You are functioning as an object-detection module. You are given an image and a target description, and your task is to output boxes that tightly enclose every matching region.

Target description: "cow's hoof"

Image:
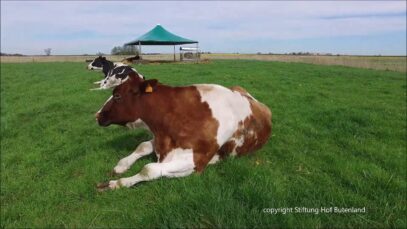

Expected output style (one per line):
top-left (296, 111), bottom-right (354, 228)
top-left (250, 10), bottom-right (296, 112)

top-left (96, 182), bottom-right (111, 192)
top-left (96, 180), bottom-right (121, 192)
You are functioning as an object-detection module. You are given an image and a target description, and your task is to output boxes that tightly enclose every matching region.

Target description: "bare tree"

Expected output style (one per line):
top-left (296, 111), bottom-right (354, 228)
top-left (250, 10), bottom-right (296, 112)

top-left (44, 48), bottom-right (52, 56)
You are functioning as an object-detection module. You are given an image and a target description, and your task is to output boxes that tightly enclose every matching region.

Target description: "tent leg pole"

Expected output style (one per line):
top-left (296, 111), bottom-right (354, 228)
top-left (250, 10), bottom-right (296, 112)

top-left (138, 41), bottom-right (142, 60)
top-left (196, 43), bottom-right (199, 63)
top-left (173, 45), bottom-right (176, 62)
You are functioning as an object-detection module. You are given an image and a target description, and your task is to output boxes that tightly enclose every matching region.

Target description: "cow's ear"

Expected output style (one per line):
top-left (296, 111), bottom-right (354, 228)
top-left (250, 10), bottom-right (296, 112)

top-left (140, 79), bottom-right (158, 93)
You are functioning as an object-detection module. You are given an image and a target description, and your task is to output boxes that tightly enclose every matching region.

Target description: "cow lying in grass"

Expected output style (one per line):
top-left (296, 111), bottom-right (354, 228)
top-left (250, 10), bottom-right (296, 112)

top-left (96, 72), bottom-right (272, 191)
top-left (88, 56), bottom-right (144, 89)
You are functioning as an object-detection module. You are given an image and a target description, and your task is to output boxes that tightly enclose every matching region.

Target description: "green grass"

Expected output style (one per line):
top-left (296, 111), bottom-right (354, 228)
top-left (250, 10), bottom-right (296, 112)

top-left (1, 60), bottom-right (406, 228)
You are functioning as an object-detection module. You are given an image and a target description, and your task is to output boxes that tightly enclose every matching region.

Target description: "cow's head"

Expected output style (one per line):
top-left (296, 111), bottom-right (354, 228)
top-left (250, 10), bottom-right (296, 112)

top-left (96, 72), bottom-right (157, 126)
top-left (88, 56), bottom-right (106, 70)
top-left (99, 66), bottom-right (145, 89)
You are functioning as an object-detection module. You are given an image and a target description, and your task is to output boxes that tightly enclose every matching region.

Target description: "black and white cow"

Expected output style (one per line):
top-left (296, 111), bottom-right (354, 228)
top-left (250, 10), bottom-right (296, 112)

top-left (87, 56), bottom-right (117, 77)
top-left (88, 56), bottom-right (144, 89)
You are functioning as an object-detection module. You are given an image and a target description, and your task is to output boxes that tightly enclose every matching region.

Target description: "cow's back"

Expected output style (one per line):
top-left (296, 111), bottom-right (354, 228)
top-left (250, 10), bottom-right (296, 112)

top-left (195, 84), bottom-right (253, 147)
top-left (195, 84), bottom-right (272, 158)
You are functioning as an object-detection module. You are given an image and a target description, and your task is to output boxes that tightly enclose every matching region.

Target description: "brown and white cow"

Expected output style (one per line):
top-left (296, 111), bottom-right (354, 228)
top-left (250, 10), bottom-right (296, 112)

top-left (96, 72), bottom-right (272, 191)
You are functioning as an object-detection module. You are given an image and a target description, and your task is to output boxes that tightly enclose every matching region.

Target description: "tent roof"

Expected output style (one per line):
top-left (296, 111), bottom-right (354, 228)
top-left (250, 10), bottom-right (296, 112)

top-left (125, 25), bottom-right (198, 46)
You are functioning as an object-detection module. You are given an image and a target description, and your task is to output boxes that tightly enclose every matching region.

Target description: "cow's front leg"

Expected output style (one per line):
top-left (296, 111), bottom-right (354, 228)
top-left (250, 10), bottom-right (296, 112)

top-left (112, 140), bottom-right (154, 175)
top-left (98, 148), bottom-right (195, 191)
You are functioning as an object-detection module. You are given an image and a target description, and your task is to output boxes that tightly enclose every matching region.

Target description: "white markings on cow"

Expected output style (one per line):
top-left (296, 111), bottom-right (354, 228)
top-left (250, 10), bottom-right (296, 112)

top-left (196, 84), bottom-right (252, 146)
top-left (118, 68), bottom-right (126, 75)
top-left (108, 148), bottom-right (195, 189)
top-left (208, 154), bottom-right (220, 164)
top-left (99, 67), bottom-right (144, 89)
top-left (245, 92), bottom-right (258, 102)
top-left (125, 119), bottom-right (150, 130)
top-left (113, 62), bottom-right (125, 67)
top-left (113, 140), bottom-right (154, 174)
top-left (229, 135), bottom-right (245, 156)
top-left (100, 76), bottom-right (130, 89)
top-left (88, 61), bottom-right (102, 70)
top-left (161, 148), bottom-right (194, 164)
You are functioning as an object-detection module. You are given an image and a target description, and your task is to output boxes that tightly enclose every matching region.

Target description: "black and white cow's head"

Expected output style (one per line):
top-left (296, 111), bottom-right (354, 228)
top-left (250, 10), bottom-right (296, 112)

top-left (88, 56), bottom-right (109, 70)
top-left (99, 66), bottom-right (145, 89)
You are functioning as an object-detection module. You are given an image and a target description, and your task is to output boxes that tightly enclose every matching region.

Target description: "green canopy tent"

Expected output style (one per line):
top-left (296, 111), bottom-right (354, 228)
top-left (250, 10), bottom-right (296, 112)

top-left (125, 24), bottom-right (198, 61)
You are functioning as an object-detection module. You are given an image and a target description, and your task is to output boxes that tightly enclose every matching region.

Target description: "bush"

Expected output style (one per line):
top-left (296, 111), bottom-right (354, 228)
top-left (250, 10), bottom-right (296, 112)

top-left (111, 45), bottom-right (139, 55)
top-left (44, 48), bottom-right (52, 56)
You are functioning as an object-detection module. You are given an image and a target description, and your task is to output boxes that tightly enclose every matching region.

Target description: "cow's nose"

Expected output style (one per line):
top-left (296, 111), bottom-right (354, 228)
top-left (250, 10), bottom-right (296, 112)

top-left (95, 112), bottom-right (100, 120)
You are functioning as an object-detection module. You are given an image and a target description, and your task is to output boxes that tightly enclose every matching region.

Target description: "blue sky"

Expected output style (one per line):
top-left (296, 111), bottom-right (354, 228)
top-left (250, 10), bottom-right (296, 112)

top-left (1, 1), bottom-right (406, 55)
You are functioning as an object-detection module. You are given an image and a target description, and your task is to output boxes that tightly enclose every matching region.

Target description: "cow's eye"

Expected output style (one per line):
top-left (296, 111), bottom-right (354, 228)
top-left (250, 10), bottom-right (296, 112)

top-left (113, 94), bottom-right (122, 101)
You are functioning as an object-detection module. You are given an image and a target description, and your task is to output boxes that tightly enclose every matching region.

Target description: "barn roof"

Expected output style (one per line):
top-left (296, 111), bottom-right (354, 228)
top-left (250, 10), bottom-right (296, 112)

top-left (125, 25), bottom-right (198, 46)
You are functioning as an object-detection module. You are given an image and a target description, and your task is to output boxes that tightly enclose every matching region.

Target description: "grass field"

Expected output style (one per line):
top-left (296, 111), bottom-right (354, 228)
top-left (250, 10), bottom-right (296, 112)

top-left (1, 60), bottom-right (406, 228)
